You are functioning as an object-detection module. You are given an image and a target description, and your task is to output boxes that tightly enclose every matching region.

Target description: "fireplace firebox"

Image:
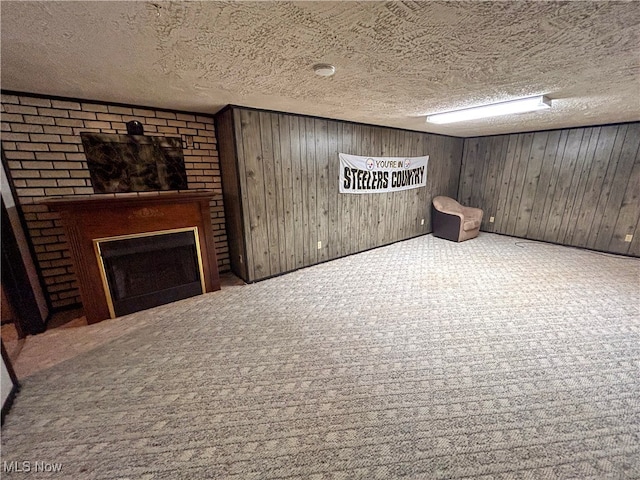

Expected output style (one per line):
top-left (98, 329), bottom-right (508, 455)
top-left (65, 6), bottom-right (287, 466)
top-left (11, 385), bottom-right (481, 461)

top-left (95, 228), bottom-right (205, 317)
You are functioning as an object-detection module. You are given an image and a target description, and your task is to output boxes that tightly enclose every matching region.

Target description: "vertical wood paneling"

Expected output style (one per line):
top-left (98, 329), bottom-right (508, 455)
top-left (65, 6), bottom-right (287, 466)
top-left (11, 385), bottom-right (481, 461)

top-left (289, 116), bottom-right (305, 269)
top-left (460, 122), bottom-right (640, 257)
top-left (514, 131), bottom-right (548, 237)
top-left (342, 123), bottom-right (359, 256)
top-left (448, 138), bottom-right (464, 197)
top-left (505, 133), bottom-right (534, 236)
top-left (233, 109), bottom-right (254, 277)
top-left (239, 109), bottom-right (270, 278)
top-left (482, 136), bottom-right (507, 232)
top-left (359, 126), bottom-right (374, 251)
top-left (336, 122), bottom-right (349, 257)
top-left (409, 132), bottom-right (423, 238)
top-left (544, 129), bottom-right (583, 243)
top-left (215, 109), bottom-right (248, 280)
top-left (558, 127), bottom-right (599, 244)
top-left (304, 117), bottom-right (318, 265)
top-left (570, 125), bottom-right (619, 247)
top-left (219, 107), bottom-right (464, 281)
top-left (610, 136), bottom-right (640, 255)
top-left (415, 132), bottom-right (429, 236)
top-left (470, 137), bottom-right (489, 211)
top-left (587, 124), bottom-right (628, 248)
top-left (258, 112), bottom-right (280, 276)
top-left (598, 123), bottom-right (640, 252)
top-left (410, 132), bottom-right (422, 235)
top-left (327, 121), bottom-right (340, 259)
top-left (349, 124), bottom-right (362, 254)
top-left (458, 138), bottom-right (478, 207)
top-left (494, 135), bottom-right (520, 233)
top-left (270, 114), bottom-right (287, 274)
top-left (527, 130), bottom-right (562, 239)
top-left (477, 137), bottom-right (493, 215)
top-left (315, 119), bottom-right (329, 262)
top-left (299, 118), bottom-right (310, 266)
top-left (277, 115), bottom-right (295, 272)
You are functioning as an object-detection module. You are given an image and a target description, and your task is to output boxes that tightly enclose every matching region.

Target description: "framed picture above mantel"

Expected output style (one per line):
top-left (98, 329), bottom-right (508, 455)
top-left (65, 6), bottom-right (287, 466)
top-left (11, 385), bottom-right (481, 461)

top-left (80, 133), bottom-right (188, 193)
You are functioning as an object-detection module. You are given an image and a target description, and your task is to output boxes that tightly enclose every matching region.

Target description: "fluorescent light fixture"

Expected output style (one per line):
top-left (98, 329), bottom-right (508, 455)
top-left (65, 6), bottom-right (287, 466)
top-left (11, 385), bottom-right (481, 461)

top-left (426, 95), bottom-right (552, 124)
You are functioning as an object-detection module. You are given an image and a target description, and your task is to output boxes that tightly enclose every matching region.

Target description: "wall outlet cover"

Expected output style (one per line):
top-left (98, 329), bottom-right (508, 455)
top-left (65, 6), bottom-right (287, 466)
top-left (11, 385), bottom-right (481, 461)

top-left (317, 241), bottom-right (322, 249)
top-left (489, 216), bottom-right (495, 223)
top-left (624, 234), bottom-right (633, 242)
top-left (421, 218), bottom-right (424, 225)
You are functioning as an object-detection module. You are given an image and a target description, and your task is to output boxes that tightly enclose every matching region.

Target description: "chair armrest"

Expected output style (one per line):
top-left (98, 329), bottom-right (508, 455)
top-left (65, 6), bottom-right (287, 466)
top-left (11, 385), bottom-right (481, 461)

top-left (461, 206), bottom-right (483, 222)
top-left (433, 196), bottom-right (464, 218)
top-left (439, 209), bottom-right (464, 221)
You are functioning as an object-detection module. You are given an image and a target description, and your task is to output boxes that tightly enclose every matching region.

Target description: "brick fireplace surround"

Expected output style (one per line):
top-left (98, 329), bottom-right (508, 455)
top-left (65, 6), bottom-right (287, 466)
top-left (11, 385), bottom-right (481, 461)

top-left (1, 92), bottom-right (229, 311)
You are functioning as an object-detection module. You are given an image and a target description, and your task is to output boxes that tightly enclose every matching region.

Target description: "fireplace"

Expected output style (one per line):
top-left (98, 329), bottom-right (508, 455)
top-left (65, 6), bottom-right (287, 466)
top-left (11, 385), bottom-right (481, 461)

top-left (44, 191), bottom-right (221, 323)
top-left (95, 228), bottom-right (205, 317)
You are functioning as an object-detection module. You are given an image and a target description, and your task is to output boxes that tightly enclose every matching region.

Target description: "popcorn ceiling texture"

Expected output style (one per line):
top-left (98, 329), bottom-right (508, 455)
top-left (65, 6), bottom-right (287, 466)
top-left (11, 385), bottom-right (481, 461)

top-left (0, 93), bottom-right (229, 310)
top-left (1, 1), bottom-right (638, 137)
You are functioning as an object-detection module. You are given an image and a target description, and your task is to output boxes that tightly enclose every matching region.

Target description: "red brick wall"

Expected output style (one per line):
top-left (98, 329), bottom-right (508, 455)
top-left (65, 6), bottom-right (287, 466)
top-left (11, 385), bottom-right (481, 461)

top-left (1, 93), bottom-right (229, 309)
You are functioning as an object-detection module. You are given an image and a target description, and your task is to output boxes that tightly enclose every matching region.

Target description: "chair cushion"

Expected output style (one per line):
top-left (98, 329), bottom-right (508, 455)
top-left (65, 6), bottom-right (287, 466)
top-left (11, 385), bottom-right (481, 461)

top-left (463, 218), bottom-right (481, 231)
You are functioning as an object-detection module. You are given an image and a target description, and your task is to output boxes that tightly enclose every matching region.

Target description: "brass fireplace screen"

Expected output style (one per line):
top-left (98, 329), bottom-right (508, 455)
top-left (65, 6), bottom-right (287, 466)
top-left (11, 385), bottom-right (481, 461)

top-left (93, 227), bottom-right (206, 318)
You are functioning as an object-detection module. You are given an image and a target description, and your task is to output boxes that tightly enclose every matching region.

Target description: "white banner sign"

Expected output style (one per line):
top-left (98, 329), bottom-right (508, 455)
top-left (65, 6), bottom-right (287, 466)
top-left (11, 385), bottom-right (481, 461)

top-left (339, 153), bottom-right (428, 194)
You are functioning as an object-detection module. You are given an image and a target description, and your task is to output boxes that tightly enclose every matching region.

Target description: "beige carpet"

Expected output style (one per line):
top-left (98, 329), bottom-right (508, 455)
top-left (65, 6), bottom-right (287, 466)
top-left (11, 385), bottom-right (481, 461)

top-left (2, 233), bottom-right (639, 479)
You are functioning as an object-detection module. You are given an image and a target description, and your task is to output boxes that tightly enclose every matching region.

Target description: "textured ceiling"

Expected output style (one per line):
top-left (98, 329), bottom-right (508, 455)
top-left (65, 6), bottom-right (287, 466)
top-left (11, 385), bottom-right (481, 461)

top-left (1, 1), bottom-right (639, 137)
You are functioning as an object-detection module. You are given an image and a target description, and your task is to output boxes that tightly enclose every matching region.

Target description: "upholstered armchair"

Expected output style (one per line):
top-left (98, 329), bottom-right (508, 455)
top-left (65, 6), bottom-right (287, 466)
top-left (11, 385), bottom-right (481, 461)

top-left (432, 196), bottom-right (483, 242)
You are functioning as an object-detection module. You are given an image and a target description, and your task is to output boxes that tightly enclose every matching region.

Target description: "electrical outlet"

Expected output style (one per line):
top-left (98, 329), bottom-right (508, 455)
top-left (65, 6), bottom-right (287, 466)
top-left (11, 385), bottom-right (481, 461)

top-left (624, 234), bottom-right (633, 243)
top-left (317, 241), bottom-right (322, 250)
top-left (421, 218), bottom-right (424, 225)
top-left (489, 216), bottom-right (495, 223)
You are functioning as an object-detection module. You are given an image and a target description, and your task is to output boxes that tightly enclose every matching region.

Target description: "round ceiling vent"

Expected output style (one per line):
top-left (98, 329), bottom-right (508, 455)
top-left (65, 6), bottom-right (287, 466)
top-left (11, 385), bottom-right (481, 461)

top-left (313, 63), bottom-right (336, 77)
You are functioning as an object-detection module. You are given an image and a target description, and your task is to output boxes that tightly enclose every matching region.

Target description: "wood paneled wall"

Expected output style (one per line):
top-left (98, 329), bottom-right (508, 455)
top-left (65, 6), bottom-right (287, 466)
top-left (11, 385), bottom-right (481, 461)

top-left (217, 107), bottom-right (463, 281)
top-left (459, 122), bottom-right (640, 256)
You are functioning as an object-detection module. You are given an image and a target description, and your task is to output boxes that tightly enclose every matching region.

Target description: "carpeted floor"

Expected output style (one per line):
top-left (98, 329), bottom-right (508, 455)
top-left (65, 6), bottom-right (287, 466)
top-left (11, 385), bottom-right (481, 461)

top-left (2, 233), bottom-right (639, 479)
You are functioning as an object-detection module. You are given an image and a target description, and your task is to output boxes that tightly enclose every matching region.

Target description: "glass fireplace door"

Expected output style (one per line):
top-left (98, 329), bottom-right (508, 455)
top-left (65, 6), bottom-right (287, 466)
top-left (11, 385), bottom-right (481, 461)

top-left (94, 227), bottom-right (205, 318)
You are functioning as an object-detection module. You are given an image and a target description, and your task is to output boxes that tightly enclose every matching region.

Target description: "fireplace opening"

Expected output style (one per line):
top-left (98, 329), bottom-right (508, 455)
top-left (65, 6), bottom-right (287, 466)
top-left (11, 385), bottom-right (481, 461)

top-left (95, 228), bottom-right (205, 318)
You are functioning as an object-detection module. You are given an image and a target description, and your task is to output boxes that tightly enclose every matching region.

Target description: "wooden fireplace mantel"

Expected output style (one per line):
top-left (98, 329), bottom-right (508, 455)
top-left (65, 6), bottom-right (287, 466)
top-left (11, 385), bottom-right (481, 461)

top-left (44, 191), bottom-right (221, 324)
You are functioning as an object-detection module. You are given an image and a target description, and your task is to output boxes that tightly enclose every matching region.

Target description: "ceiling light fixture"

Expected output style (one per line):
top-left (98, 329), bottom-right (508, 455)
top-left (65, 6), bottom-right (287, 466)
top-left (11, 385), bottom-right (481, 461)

top-left (426, 95), bottom-right (552, 124)
top-left (313, 63), bottom-right (336, 77)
